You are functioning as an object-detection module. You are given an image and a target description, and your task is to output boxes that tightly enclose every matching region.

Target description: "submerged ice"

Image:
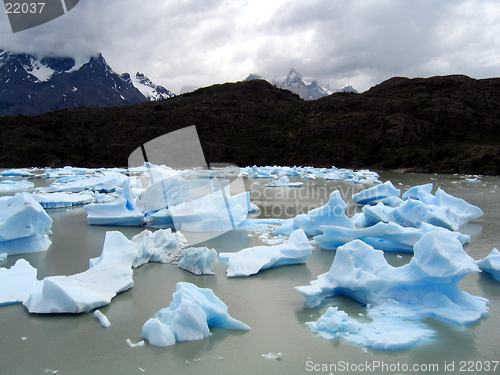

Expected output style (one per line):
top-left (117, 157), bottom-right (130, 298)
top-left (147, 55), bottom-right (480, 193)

top-left (142, 282), bottom-right (250, 347)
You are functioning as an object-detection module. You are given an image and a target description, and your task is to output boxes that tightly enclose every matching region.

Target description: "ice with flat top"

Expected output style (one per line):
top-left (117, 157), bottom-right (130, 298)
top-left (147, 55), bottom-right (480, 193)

top-left (477, 248), bottom-right (500, 282)
top-left (219, 229), bottom-right (312, 277)
top-left (297, 231), bottom-right (489, 349)
top-left (0, 180), bottom-right (34, 192)
top-left (178, 247), bottom-right (218, 275)
top-left (0, 193), bottom-right (52, 255)
top-left (142, 282), bottom-right (250, 347)
top-left (46, 171), bottom-right (128, 193)
top-left (32, 192), bottom-right (94, 209)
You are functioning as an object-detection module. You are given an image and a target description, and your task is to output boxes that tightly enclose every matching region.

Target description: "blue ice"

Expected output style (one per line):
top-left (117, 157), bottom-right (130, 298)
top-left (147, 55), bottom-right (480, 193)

top-left (477, 248), bottom-right (500, 282)
top-left (0, 180), bottom-right (34, 192)
top-left (32, 192), bottom-right (94, 209)
top-left (352, 181), bottom-right (401, 205)
top-left (0, 193), bottom-right (52, 255)
top-left (296, 232), bottom-right (489, 326)
top-left (141, 282), bottom-right (250, 347)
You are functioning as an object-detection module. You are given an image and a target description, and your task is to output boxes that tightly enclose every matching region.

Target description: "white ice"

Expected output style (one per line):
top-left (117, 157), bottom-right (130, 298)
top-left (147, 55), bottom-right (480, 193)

top-left (0, 193), bottom-right (52, 255)
top-left (220, 229), bottom-right (312, 277)
top-left (130, 228), bottom-right (187, 268)
top-left (296, 232), bottom-right (489, 326)
top-left (0, 180), bottom-right (34, 192)
top-left (178, 247), bottom-right (217, 275)
top-left (32, 192), bottom-right (94, 209)
top-left (141, 282), bottom-right (250, 347)
top-left (315, 221), bottom-right (470, 252)
top-left (94, 310), bottom-right (111, 328)
top-left (46, 171), bottom-right (128, 193)
top-left (477, 248), bottom-right (500, 282)
top-left (24, 231), bottom-right (138, 313)
top-left (266, 176), bottom-right (303, 187)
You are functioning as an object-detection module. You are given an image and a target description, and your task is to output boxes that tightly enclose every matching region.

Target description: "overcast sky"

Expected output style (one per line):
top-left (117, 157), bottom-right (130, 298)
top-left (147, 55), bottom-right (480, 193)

top-left (1, 0), bottom-right (499, 93)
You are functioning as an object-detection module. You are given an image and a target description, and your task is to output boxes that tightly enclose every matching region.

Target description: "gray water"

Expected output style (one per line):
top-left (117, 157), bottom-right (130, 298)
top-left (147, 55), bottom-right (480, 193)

top-left (1, 172), bottom-right (499, 375)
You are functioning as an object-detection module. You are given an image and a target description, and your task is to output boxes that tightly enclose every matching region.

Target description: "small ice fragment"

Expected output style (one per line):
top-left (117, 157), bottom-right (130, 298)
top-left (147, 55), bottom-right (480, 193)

top-left (0, 253), bottom-right (7, 262)
top-left (363, 348), bottom-right (368, 354)
top-left (21, 336), bottom-right (27, 340)
top-left (139, 368), bottom-right (146, 372)
top-left (126, 339), bottom-right (145, 348)
top-left (94, 310), bottom-right (111, 328)
top-left (397, 255), bottom-right (403, 259)
top-left (262, 352), bottom-right (282, 360)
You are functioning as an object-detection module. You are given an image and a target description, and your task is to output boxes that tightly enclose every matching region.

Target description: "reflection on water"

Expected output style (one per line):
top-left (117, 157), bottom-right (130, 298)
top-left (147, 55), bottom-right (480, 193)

top-left (1, 172), bottom-right (499, 374)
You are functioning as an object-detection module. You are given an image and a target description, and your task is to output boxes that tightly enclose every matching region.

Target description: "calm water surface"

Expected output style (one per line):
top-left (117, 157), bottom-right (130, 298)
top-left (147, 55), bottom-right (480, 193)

top-left (1, 172), bottom-right (499, 375)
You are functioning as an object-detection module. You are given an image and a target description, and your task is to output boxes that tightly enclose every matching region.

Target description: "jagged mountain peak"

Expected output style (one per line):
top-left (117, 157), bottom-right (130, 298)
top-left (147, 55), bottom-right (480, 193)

top-left (0, 50), bottom-right (175, 116)
top-left (284, 68), bottom-right (305, 87)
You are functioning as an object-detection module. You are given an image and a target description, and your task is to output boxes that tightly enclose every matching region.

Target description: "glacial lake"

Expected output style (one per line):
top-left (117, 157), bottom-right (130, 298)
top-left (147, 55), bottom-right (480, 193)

top-left (1, 171), bottom-right (499, 375)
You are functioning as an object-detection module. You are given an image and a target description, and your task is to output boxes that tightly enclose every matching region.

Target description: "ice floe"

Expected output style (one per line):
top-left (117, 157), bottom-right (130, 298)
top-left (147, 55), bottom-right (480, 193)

top-left (178, 247), bottom-right (218, 275)
top-left (142, 282), bottom-right (250, 347)
top-left (477, 248), bottom-right (500, 282)
top-left (0, 193), bottom-right (52, 255)
top-left (0, 180), bottom-right (34, 192)
top-left (219, 229), bottom-right (312, 277)
top-left (130, 228), bottom-right (187, 268)
top-left (32, 192), bottom-right (94, 209)
top-left (94, 310), bottom-right (111, 328)
top-left (296, 231), bottom-right (489, 325)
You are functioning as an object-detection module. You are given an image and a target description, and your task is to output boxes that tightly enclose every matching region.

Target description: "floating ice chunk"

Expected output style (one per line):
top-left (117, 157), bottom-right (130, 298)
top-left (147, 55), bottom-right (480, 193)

top-left (220, 229), bottom-right (312, 277)
top-left (178, 247), bottom-right (217, 275)
top-left (315, 221), bottom-right (470, 252)
top-left (273, 219), bottom-right (300, 237)
top-left (24, 231), bottom-right (138, 313)
top-left (0, 180), bottom-right (34, 192)
top-left (32, 192), bottom-right (94, 209)
top-left (352, 181), bottom-right (401, 205)
top-left (46, 172), bottom-right (128, 193)
top-left (477, 248), bottom-right (500, 282)
top-left (94, 310), bottom-right (111, 328)
top-left (262, 352), bottom-right (282, 359)
top-left (0, 193), bottom-right (52, 255)
top-left (434, 188), bottom-right (483, 226)
top-left (126, 339), bottom-right (145, 348)
top-left (130, 229), bottom-right (187, 268)
top-left (85, 181), bottom-right (145, 226)
top-left (296, 232), bottom-right (488, 326)
top-left (247, 166), bottom-right (277, 179)
top-left (142, 282), bottom-right (250, 347)
top-left (0, 259), bottom-right (39, 305)
top-left (402, 183), bottom-right (433, 200)
top-left (266, 176), bottom-right (303, 187)
top-left (292, 191), bottom-right (355, 236)
top-left (0, 253), bottom-right (7, 262)
top-left (306, 307), bottom-right (360, 340)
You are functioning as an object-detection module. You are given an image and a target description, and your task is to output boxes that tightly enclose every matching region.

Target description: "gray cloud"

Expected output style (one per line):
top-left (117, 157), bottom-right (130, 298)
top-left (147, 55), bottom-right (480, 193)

top-left (1, 0), bottom-right (499, 93)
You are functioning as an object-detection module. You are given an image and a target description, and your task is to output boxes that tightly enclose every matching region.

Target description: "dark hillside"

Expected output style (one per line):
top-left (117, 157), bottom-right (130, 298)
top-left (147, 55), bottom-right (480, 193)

top-left (0, 76), bottom-right (499, 174)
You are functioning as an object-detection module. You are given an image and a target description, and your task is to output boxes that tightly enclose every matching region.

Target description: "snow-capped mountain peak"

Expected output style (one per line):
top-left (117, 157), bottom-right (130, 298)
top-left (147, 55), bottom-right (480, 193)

top-left (131, 72), bottom-right (175, 101)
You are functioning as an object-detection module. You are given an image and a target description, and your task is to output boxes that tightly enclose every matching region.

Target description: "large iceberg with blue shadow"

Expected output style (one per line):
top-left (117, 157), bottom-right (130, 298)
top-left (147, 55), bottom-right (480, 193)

top-left (0, 193), bottom-right (52, 255)
top-left (142, 282), bottom-right (250, 347)
top-left (477, 248), bottom-right (500, 282)
top-left (296, 231), bottom-right (489, 349)
top-left (219, 229), bottom-right (312, 277)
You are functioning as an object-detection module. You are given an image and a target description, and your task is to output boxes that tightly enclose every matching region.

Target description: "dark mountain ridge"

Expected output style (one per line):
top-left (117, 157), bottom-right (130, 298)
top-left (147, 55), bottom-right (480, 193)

top-left (1, 75), bottom-right (499, 175)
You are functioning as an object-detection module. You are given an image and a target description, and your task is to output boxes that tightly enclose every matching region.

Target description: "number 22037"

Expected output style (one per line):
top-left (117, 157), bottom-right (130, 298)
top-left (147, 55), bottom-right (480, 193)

top-left (5, 3), bottom-right (46, 14)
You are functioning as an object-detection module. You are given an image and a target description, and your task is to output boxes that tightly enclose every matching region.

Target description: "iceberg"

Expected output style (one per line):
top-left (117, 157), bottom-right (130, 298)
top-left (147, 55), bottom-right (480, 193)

top-left (130, 228), bottom-right (187, 268)
top-left (0, 193), bottom-right (52, 255)
top-left (46, 171), bottom-right (128, 193)
top-left (266, 176), bottom-right (303, 187)
top-left (0, 168), bottom-right (34, 178)
top-left (141, 282), bottom-right (250, 347)
top-left (315, 221), bottom-right (470, 252)
top-left (296, 232), bottom-right (489, 326)
top-left (477, 248), bottom-right (500, 282)
top-left (94, 310), bottom-right (111, 328)
top-left (0, 259), bottom-right (39, 305)
top-left (24, 231), bottom-right (138, 313)
top-left (352, 181), bottom-right (400, 205)
top-left (0, 180), bottom-right (34, 192)
top-left (292, 191), bottom-right (355, 236)
top-left (220, 229), bottom-right (312, 277)
top-left (401, 183), bottom-right (433, 200)
top-left (85, 181), bottom-right (145, 226)
top-left (32, 192), bottom-right (94, 209)
top-left (178, 247), bottom-right (218, 275)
